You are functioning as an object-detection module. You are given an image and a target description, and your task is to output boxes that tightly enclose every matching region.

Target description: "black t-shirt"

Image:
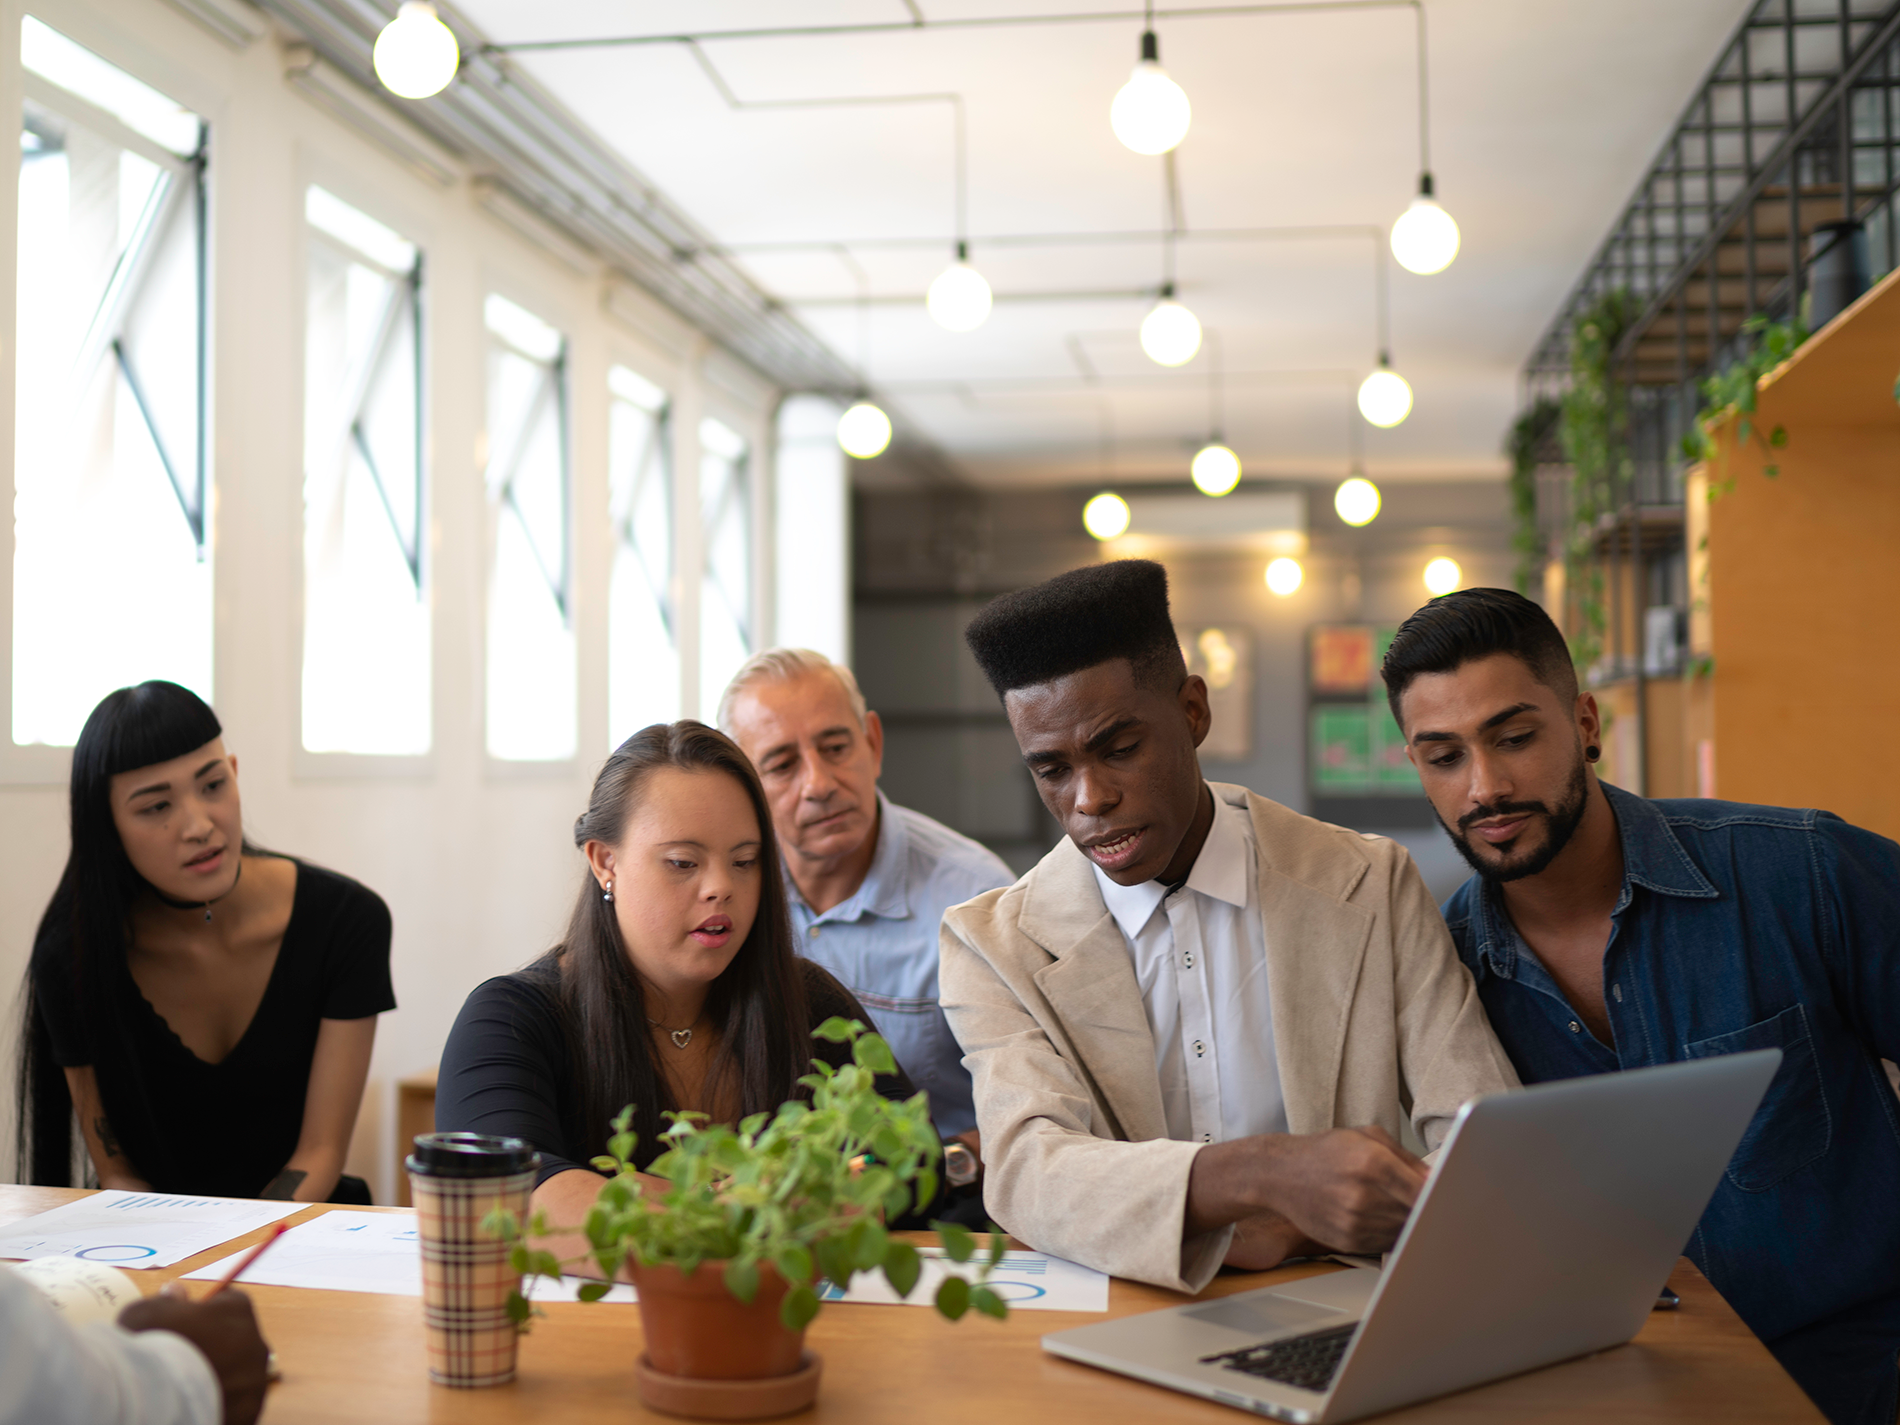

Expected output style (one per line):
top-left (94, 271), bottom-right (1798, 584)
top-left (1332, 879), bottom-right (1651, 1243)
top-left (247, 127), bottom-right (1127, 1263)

top-left (437, 957), bottom-right (918, 1188)
top-left (30, 858), bottom-right (395, 1198)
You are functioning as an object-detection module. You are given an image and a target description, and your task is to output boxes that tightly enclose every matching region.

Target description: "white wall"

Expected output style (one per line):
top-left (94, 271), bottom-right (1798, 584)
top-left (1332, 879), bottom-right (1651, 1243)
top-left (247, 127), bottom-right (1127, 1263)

top-left (0, 0), bottom-right (841, 1202)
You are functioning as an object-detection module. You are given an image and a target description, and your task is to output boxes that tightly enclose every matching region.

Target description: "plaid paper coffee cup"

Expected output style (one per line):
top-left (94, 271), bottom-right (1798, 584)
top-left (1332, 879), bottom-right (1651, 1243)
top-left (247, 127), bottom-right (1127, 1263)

top-left (406, 1132), bottom-right (541, 1389)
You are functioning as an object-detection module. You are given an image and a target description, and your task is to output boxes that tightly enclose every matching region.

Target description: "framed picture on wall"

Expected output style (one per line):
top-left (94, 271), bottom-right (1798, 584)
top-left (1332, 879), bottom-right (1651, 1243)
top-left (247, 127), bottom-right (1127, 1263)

top-left (1180, 625), bottom-right (1252, 760)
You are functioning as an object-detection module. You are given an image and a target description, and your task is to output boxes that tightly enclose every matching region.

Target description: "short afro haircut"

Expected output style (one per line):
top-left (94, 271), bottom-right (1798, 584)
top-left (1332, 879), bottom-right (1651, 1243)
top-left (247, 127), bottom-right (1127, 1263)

top-left (1381, 588), bottom-right (1579, 725)
top-left (964, 559), bottom-right (1187, 698)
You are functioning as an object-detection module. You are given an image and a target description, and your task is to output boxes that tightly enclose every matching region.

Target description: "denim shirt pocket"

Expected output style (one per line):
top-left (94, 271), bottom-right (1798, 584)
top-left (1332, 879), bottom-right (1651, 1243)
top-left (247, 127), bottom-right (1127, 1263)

top-left (1683, 1003), bottom-right (1832, 1193)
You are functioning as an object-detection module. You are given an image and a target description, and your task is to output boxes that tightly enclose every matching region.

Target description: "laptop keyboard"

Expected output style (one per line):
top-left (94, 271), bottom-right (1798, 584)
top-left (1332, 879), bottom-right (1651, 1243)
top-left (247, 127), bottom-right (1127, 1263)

top-left (1202, 1324), bottom-right (1357, 1393)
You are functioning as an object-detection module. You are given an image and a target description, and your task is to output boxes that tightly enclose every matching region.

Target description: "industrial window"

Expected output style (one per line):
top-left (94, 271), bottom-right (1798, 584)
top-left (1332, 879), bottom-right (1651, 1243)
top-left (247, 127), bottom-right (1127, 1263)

top-left (301, 186), bottom-right (429, 756)
top-left (607, 364), bottom-right (674, 749)
top-left (484, 294), bottom-right (574, 762)
top-left (697, 417), bottom-right (752, 719)
top-left (11, 18), bottom-right (209, 747)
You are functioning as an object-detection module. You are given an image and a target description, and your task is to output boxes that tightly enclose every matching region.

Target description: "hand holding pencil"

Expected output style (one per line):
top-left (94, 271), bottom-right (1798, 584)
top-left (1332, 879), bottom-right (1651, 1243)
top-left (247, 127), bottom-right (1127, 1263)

top-left (120, 1263), bottom-right (275, 1425)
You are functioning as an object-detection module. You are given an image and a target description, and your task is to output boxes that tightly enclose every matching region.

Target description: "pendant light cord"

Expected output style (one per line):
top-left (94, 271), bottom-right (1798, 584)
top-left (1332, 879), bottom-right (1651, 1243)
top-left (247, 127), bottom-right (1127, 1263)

top-left (1372, 232), bottom-right (1391, 359)
top-left (1206, 329), bottom-right (1225, 442)
top-left (1414, 1), bottom-right (1432, 177)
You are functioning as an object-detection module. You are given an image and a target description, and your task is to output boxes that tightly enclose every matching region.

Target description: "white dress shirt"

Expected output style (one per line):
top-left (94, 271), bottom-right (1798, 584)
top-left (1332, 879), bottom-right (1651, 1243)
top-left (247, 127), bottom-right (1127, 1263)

top-left (1091, 788), bottom-right (1287, 1146)
top-left (0, 1265), bottom-right (218, 1425)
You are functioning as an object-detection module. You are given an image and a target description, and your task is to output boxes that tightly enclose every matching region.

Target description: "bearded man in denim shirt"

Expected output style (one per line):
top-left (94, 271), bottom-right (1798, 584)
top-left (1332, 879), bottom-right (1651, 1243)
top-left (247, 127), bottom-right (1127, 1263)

top-left (1381, 587), bottom-right (1900, 1425)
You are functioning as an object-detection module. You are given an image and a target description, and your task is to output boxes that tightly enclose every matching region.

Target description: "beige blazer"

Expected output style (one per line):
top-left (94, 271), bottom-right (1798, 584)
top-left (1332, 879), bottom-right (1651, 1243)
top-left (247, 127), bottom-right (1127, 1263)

top-left (939, 783), bottom-right (1518, 1294)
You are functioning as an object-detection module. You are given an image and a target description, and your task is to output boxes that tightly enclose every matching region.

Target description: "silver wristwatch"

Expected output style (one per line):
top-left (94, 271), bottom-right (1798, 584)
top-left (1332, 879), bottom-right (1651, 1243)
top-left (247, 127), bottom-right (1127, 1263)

top-left (943, 1141), bottom-right (980, 1187)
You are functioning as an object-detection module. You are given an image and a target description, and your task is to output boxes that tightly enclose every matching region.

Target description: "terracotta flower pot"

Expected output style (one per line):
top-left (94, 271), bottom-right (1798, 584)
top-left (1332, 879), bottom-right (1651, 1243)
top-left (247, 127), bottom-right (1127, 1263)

top-left (629, 1260), bottom-right (822, 1420)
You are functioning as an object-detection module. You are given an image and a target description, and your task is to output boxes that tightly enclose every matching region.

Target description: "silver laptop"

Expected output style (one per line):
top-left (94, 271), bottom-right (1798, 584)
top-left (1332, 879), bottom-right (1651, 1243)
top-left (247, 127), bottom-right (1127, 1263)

top-left (1043, 1049), bottom-right (1781, 1422)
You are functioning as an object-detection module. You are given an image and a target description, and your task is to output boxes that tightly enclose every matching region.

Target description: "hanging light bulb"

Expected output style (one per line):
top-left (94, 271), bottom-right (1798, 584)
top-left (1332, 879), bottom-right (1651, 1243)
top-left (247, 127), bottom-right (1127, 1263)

top-left (1140, 285), bottom-right (1202, 367)
top-left (926, 242), bottom-right (993, 333)
top-left (1357, 354), bottom-right (1413, 428)
top-left (372, 2), bottom-right (460, 100)
top-left (836, 402), bottom-right (892, 459)
top-left (1083, 492), bottom-right (1132, 540)
top-left (1334, 475), bottom-right (1382, 527)
top-left (1265, 557), bottom-right (1304, 596)
top-left (1190, 443), bottom-right (1241, 496)
top-left (1390, 173), bottom-right (1461, 276)
top-left (1424, 556), bottom-right (1463, 596)
top-left (1110, 31), bottom-right (1192, 155)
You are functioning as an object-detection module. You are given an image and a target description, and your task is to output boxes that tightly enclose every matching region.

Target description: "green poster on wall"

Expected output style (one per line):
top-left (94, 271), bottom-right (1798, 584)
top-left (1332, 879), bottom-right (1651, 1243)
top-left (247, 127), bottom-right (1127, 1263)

top-left (1312, 706), bottom-right (1371, 790)
top-left (1372, 706), bottom-right (1422, 790)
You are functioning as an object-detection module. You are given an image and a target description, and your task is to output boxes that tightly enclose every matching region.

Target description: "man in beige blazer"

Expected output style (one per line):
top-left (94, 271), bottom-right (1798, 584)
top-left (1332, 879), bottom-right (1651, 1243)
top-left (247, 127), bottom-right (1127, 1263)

top-left (942, 560), bottom-right (1516, 1294)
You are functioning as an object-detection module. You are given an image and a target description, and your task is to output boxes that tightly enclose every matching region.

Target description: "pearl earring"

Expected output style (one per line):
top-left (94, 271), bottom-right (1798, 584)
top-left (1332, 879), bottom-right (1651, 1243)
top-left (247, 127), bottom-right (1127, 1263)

top-left (602, 880), bottom-right (614, 903)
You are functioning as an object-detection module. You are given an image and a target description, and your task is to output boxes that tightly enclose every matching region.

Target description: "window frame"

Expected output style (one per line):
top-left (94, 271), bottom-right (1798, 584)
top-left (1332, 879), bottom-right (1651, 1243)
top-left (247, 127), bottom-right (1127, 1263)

top-left (291, 174), bottom-right (435, 781)
top-left (694, 397), bottom-right (772, 720)
top-left (2, 40), bottom-right (213, 780)
top-left (605, 358), bottom-right (677, 750)
top-left (480, 284), bottom-right (577, 775)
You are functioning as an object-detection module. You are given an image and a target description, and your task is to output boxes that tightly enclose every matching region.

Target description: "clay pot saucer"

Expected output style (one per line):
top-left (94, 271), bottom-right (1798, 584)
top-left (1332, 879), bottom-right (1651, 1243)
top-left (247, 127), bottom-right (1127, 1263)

top-left (635, 1350), bottom-right (823, 1420)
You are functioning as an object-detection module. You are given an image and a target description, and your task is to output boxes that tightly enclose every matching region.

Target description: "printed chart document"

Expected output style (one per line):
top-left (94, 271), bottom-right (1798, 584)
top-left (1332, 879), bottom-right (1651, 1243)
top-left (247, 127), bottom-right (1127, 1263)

top-left (0, 1191), bottom-right (303, 1269)
top-left (184, 1211), bottom-right (419, 1294)
top-left (822, 1248), bottom-right (1109, 1313)
top-left (183, 1211), bottom-right (637, 1303)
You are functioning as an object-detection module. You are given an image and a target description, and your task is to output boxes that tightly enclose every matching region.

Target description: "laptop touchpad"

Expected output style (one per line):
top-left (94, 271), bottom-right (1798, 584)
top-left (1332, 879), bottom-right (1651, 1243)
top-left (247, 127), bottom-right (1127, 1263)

top-left (1184, 1295), bottom-right (1338, 1337)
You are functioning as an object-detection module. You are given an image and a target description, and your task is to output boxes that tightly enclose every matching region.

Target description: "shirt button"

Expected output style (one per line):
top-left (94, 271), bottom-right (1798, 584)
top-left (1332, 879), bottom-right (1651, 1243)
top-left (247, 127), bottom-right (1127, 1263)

top-left (1184, 952), bottom-right (1194, 968)
top-left (808, 926), bottom-right (820, 939)
top-left (1193, 1040), bottom-right (1206, 1057)
top-left (1202, 1133), bottom-right (1212, 1143)
top-left (1568, 1021), bottom-right (1582, 1034)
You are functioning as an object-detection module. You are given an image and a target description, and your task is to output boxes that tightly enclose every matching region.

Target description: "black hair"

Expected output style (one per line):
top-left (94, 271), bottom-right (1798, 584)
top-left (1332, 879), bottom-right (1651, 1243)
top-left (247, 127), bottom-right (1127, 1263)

top-left (1381, 588), bottom-right (1580, 725)
top-left (550, 720), bottom-right (811, 1170)
top-left (963, 559), bottom-right (1187, 697)
top-left (16, 681), bottom-right (237, 1186)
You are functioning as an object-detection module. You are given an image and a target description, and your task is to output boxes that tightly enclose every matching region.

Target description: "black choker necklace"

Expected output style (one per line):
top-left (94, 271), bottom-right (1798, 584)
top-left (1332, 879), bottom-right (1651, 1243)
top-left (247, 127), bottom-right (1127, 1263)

top-left (152, 857), bottom-right (242, 922)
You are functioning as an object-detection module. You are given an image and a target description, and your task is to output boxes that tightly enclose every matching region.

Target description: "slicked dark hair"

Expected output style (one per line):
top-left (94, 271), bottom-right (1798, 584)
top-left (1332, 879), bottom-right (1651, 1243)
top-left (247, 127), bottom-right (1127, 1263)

top-left (964, 559), bottom-right (1187, 697)
top-left (1382, 588), bottom-right (1580, 726)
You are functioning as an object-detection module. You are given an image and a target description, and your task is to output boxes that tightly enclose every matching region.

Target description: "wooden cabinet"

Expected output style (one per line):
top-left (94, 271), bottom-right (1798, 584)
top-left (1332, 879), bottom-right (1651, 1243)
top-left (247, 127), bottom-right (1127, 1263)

top-left (1698, 265), bottom-right (1900, 839)
top-left (392, 1067), bottom-right (437, 1207)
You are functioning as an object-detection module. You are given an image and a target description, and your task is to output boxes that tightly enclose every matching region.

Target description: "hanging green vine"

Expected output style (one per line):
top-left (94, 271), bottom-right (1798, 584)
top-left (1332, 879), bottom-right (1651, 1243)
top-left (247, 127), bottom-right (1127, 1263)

top-left (1557, 290), bottom-right (1641, 675)
top-left (1679, 313), bottom-right (1806, 491)
top-left (1505, 397), bottom-right (1560, 595)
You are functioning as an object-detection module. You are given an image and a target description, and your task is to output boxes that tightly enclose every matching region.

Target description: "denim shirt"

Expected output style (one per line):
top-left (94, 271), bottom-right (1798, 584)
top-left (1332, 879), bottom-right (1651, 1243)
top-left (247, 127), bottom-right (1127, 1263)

top-left (786, 791), bottom-right (1015, 1139)
top-left (1442, 784), bottom-right (1900, 1354)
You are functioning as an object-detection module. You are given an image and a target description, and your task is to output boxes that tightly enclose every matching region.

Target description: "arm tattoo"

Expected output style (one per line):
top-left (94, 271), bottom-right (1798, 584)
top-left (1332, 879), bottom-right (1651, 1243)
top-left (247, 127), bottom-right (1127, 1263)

top-left (93, 1116), bottom-right (122, 1159)
top-left (260, 1169), bottom-right (307, 1201)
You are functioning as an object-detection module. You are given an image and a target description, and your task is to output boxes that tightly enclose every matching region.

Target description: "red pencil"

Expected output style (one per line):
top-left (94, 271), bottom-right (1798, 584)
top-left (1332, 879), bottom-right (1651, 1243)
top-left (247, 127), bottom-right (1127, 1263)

top-left (204, 1221), bottom-right (289, 1297)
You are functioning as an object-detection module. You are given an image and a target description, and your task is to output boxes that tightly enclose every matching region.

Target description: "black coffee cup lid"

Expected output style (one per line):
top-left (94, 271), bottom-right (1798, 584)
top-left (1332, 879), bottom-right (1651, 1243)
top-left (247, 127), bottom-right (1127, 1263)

top-left (406, 1132), bottom-right (538, 1178)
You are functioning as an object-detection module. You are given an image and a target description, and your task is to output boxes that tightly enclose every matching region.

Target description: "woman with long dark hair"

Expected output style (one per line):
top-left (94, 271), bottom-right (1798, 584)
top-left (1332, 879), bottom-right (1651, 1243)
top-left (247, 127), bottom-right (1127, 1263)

top-left (436, 721), bottom-right (917, 1236)
top-left (16, 681), bottom-right (394, 1201)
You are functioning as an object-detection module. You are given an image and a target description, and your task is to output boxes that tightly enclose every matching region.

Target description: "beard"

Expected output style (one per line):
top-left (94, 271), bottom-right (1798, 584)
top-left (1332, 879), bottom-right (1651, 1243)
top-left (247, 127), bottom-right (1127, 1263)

top-left (1440, 756), bottom-right (1591, 884)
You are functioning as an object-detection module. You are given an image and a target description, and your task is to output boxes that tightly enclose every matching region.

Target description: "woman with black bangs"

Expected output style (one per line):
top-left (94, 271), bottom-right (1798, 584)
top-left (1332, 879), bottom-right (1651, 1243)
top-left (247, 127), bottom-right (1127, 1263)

top-left (15, 680), bottom-right (394, 1202)
top-left (437, 720), bottom-right (921, 1252)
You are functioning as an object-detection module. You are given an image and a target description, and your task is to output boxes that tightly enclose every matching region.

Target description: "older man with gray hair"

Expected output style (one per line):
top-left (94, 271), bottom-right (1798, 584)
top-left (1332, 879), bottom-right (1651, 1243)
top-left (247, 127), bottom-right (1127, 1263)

top-left (719, 649), bottom-right (1014, 1203)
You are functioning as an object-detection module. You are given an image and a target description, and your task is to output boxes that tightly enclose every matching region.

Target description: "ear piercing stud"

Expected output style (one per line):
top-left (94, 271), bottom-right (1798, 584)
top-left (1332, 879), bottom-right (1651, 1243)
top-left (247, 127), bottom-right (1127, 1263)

top-left (602, 880), bottom-right (614, 903)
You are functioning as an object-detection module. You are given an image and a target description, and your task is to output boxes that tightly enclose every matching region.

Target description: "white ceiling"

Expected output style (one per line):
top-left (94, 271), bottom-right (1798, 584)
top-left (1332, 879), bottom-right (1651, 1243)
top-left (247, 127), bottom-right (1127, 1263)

top-left (455, 0), bottom-right (1754, 488)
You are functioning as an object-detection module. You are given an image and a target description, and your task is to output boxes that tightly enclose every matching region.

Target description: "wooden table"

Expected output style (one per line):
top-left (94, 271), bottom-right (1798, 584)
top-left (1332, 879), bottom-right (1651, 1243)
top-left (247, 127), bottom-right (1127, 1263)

top-left (0, 1186), bottom-right (1821, 1423)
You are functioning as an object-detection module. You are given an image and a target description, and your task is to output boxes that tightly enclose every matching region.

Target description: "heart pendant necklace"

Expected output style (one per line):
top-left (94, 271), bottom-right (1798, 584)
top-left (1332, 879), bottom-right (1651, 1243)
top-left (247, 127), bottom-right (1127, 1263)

top-left (648, 1017), bottom-right (693, 1050)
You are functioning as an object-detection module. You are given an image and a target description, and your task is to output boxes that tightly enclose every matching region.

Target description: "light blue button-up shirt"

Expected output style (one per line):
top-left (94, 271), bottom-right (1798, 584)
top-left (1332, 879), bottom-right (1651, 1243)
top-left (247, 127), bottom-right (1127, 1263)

top-left (785, 790), bottom-right (1014, 1137)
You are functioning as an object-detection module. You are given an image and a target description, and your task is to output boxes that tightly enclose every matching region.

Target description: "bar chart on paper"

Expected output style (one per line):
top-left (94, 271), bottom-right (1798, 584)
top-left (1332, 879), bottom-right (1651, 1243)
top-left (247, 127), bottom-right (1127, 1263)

top-left (0, 1191), bottom-right (303, 1269)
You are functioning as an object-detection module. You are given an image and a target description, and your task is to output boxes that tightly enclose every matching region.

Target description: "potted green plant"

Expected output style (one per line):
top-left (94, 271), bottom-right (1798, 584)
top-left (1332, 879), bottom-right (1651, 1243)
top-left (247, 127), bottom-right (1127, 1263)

top-left (488, 1019), bottom-right (1009, 1419)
